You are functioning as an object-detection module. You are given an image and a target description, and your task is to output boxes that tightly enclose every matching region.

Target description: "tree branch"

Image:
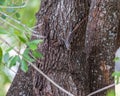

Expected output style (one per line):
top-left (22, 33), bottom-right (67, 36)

top-left (87, 83), bottom-right (115, 96)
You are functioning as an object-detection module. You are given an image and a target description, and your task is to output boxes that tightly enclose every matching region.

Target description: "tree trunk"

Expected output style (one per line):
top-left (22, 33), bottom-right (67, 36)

top-left (85, 0), bottom-right (120, 95)
top-left (7, 0), bottom-right (120, 96)
top-left (33, 0), bottom-right (90, 96)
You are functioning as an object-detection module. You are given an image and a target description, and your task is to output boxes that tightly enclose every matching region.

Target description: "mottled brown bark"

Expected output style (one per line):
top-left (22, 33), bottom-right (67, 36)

top-left (6, 66), bottom-right (33, 96)
top-left (85, 0), bottom-right (120, 95)
top-left (33, 0), bottom-right (90, 96)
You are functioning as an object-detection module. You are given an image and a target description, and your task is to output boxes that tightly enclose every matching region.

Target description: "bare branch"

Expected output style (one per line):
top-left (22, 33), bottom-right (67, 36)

top-left (87, 83), bottom-right (115, 96)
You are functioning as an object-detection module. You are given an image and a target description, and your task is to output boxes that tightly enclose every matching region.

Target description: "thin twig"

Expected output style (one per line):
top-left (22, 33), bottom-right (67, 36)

top-left (87, 83), bottom-right (115, 96)
top-left (0, 37), bottom-right (74, 96)
top-left (0, 16), bottom-right (45, 39)
top-left (31, 23), bottom-right (42, 29)
top-left (0, 11), bottom-right (43, 36)
top-left (2, 63), bottom-right (17, 74)
top-left (0, 0), bottom-right (29, 9)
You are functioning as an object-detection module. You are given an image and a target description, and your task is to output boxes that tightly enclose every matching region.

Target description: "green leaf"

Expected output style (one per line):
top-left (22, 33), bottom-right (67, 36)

top-left (23, 48), bottom-right (34, 62)
top-left (3, 53), bottom-right (9, 63)
top-left (112, 72), bottom-right (120, 84)
top-left (113, 57), bottom-right (120, 62)
top-left (15, 12), bottom-right (20, 18)
top-left (1, 14), bottom-right (6, 19)
top-left (112, 72), bottom-right (120, 77)
top-left (9, 56), bottom-right (18, 68)
top-left (32, 50), bottom-right (43, 58)
top-left (26, 34), bottom-right (30, 40)
top-left (23, 48), bottom-right (29, 55)
top-left (17, 56), bottom-right (21, 63)
top-left (27, 39), bottom-right (43, 51)
top-left (0, 47), bottom-right (3, 63)
top-left (29, 39), bottom-right (43, 45)
top-left (29, 44), bottom-right (37, 51)
top-left (18, 36), bottom-right (27, 43)
top-left (24, 54), bottom-right (34, 62)
top-left (20, 60), bottom-right (28, 72)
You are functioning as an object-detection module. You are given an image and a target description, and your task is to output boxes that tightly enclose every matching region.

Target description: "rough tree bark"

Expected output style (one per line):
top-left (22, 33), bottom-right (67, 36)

top-left (7, 67), bottom-right (33, 96)
top-left (33, 0), bottom-right (90, 96)
top-left (85, 0), bottom-right (120, 95)
top-left (7, 0), bottom-right (120, 96)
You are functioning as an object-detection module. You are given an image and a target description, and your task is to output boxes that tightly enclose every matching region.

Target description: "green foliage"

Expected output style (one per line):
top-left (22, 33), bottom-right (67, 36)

top-left (113, 57), bottom-right (120, 84)
top-left (32, 50), bottom-right (43, 59)
top-left (0, 0), bottom-right (42, 95)
top-left (0, 0), bottom-right (41, 72)
top-left (22, 48), bottom-right (34, 62)
top-left (9, 56), bottom-right (19, 68)
top-left (15, 12), bottom-right (20, 18)
top-left (106, 90), bottom-right (115, 96)
top-left (18, 35), bottom-right (27, 43)
top-left (27, 39), bottom-right (43, 51)
top-left (112, 72), bottom-right (120, 84)
top-left (112, 72), bottom-right (120, 77)
top-left (20, 60), bottom-right (28, 73)
top-left (19, 0), bottom-right (40, 27)
top-left (113, 57), bottom-right (120, 62)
